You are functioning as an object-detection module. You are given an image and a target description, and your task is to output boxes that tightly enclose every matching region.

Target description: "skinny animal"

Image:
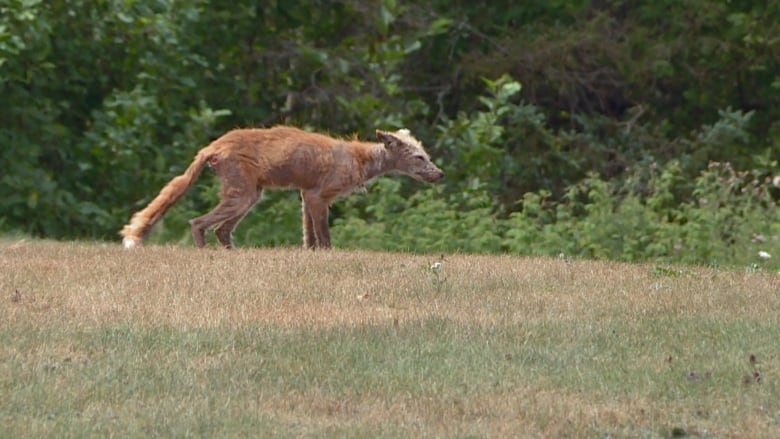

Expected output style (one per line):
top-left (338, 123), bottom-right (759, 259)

top-left (120, 126), bottom-right (444, 249)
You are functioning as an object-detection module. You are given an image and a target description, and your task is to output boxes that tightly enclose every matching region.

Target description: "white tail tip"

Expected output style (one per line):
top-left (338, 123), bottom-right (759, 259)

top-left (123, 237), bottom-right (140, 249)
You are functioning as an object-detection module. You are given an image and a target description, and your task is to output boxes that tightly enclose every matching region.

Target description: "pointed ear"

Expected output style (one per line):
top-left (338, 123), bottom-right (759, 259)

top-left (376, 129), bottom-right (397, 147)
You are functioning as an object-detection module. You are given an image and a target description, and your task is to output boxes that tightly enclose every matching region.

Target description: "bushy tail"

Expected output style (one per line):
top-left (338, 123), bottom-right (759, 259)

top-left (120, 146), bottom-right (213, 249)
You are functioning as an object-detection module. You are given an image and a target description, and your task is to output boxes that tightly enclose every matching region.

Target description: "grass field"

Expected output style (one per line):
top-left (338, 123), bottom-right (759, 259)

top-left (1, 239), bottom-right (779, 437)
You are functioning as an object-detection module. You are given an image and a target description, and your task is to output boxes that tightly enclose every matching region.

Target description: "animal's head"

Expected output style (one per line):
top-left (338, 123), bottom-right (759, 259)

top-left (376, 129), bottom-right (444, 183)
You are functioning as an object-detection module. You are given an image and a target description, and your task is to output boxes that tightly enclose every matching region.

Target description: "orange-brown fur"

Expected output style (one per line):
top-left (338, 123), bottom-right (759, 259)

top-left (120, 126), bottom-right (444, 249)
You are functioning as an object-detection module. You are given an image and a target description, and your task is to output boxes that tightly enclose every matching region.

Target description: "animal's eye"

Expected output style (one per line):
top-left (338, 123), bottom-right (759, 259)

top-left (414, 155), bottom-right (426, 161)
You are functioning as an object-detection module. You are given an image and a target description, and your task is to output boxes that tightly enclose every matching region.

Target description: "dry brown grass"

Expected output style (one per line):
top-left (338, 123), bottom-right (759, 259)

top-left (2, 238), bottom-right (779, 437)
top-left (4, 239), bottom-right (778, 330)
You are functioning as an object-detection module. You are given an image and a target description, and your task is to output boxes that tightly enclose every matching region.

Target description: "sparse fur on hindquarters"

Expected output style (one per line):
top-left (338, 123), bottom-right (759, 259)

top-left (120, 125), bottom-right (444, 249)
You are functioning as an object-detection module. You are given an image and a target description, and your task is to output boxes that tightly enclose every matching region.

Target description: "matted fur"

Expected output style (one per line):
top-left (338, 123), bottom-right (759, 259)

top-left (120, 126), bottom-right (444, 249)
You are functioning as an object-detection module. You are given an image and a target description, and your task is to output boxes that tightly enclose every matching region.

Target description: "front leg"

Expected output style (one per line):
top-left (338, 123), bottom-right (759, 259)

top-left (301, 194), bottom-right (316, 249)
top-left (315, 204), bottom-right (331, 249)
top-left (301, 191), bottom-right (331, 249)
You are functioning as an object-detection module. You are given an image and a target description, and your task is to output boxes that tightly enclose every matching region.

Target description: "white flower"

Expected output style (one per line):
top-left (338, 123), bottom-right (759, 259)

top-left (758, 251), bottom-right (772, 260)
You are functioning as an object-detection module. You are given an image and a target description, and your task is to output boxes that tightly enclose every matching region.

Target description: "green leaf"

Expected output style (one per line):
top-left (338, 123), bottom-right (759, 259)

top-left (117, 12), bottom-right (133, 24)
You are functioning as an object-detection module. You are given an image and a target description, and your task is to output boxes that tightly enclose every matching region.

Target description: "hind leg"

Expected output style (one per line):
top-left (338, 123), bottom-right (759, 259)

top-left (190, 193), bottom-right (256, 248)
top-left (214, 190), bottom-right (261, 248)
top-left (189, 155), bottom-right (258, 248)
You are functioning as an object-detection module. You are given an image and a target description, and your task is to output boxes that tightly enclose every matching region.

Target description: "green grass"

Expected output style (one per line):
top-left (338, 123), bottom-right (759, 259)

top-left (1, 239), bottom-right (779, 437)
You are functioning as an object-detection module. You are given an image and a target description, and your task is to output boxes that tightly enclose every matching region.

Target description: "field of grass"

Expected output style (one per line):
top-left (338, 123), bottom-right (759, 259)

top-left (1, 238), bottom-right (779, 437)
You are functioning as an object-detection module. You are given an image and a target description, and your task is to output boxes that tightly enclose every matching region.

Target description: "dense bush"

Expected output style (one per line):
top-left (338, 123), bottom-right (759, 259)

top-left (2, 0), bottom-right (780, 267)
top-left (327, 80), bottom-right (780, 268)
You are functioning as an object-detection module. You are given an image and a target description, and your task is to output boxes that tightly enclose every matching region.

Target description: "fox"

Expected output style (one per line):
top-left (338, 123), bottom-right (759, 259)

top-left (120, 125), bottom-right (444, 250)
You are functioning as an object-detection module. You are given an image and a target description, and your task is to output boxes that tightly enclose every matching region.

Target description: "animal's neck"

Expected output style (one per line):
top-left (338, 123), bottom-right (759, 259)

top-left (353, 142), bottom-right (391, 182)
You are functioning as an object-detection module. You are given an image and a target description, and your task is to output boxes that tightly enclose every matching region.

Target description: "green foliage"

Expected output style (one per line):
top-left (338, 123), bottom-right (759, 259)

top-left (0, 0), bottom-right (226, 238)
top-left (332, 180), bottom-right (503, 253)
top-left (2, 0), bottom-right (780, 267)
top-left (504, 160), bottom-right (780, 268)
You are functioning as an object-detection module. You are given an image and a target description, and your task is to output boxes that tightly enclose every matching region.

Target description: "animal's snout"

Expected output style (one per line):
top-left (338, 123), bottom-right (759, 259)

top-left (429, 169), bottom-right (445, 183)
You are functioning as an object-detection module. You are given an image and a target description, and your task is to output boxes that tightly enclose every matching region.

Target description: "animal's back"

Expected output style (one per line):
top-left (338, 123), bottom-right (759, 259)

top-left (210, 126), bottom-right (348, 190)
